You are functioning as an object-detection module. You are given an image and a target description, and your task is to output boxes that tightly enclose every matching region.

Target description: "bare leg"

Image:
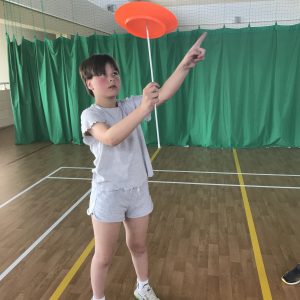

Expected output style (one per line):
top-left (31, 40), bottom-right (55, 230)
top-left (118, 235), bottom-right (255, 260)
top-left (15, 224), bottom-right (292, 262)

top-left (91, 217), bottom-right (121, 298)
top-left (123, 215), bottom-right (150, 281)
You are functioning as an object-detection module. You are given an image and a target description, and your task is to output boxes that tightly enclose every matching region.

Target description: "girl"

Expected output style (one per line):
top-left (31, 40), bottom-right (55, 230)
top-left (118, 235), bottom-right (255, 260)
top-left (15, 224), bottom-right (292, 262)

top-left (80, 32), bottom-right (206, 300)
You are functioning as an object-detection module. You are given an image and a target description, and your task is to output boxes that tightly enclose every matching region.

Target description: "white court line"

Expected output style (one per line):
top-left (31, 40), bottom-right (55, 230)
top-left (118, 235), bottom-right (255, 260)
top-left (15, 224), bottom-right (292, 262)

top-left (48, 176), bottom-right (91, 181)
top-left (149, 180), bottom-right (300, 190)
top-left (0, 167), bottom-right (62, 209)
top-left (0, 189), bottom-right (91, 282)
top-left (59, 166), bottom-right (300, 177)
top-left (61, 167), bottom-right (92, 170)
top-left (154, 169), bottom-right (300, 177)
top-left (46, 176), bottom-right (300, 190)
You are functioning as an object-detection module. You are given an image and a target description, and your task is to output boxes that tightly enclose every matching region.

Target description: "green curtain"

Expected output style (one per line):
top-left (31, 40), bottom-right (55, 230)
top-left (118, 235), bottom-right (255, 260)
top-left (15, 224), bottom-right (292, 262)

top-left (7, 24), bottom-right (300, 147)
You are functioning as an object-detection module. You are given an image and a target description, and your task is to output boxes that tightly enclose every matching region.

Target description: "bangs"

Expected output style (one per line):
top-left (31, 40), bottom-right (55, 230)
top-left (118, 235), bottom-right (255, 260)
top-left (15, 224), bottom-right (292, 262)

top-left (90, 55), bottom-right (119, 77)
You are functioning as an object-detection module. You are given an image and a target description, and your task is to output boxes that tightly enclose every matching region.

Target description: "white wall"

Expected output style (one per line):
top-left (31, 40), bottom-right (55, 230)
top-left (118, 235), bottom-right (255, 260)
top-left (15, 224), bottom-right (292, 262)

top-left (6, 0), bottom-right (116, 35)
top-left (7, 0), bottom-right (300, 32)
top-left (1, 22), bottom-right (13, 128)
top-left (0, 23), bottom-right (9, 85)
top-left (170, 0), bottom-right (300, 30)
top-left (0, 90), bottom-right (13, 128)
top-left (0, 35), bottom-right (12, 128)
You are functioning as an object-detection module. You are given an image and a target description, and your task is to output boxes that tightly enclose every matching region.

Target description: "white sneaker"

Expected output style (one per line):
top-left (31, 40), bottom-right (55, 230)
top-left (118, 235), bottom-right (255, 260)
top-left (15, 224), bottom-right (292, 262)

top-left (134, 284), bottom-right (160, 300)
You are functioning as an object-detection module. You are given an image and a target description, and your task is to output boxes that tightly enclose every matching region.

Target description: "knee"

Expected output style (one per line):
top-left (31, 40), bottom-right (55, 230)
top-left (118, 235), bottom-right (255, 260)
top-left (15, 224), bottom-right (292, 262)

top-left (127, 241), bottom-right (147, 256)
top-left (92, 253), bottom-right (112, 270)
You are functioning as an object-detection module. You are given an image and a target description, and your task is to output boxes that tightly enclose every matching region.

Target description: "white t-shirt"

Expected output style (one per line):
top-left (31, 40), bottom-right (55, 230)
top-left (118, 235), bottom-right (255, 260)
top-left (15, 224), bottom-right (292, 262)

top-left (81, 95), bottom-right (153, 191)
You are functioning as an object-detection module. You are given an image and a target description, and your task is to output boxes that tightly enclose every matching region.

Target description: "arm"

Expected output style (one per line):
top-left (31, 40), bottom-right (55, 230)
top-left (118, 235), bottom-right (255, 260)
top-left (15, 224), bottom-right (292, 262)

top-left (88, 82), bottom-right (159, 147)
top-left (157, 32), bottom-right (207, 105)
top-left (88, 106), bottom-right (147, 147)
top-left (88, 33), bottom-right (207, 146)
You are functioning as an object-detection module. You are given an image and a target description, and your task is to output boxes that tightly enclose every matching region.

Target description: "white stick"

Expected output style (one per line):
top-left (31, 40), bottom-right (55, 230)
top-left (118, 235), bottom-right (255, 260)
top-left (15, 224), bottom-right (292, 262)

top-left (146, 24), bottom-right (161, 149)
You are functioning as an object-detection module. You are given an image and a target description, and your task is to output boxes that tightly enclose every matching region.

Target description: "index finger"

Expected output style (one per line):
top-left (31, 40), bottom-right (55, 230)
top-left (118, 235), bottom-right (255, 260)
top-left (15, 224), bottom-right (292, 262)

top-left (192, 32), bottom-right (207, 48)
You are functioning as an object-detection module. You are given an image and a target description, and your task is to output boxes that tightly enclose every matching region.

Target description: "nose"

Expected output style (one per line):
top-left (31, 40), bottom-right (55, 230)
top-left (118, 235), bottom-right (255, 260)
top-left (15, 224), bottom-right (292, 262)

top-left (108, 75), bottom-right (115, 82)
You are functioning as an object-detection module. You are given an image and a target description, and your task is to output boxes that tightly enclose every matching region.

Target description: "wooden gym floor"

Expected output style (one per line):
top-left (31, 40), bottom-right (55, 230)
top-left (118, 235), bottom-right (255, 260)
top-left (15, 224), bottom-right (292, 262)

top-left (0, 126), bottom-right (299, 300)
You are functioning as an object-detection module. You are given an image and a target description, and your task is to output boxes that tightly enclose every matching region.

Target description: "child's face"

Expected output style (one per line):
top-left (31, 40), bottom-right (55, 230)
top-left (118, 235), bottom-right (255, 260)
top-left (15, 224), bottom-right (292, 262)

top-left (87, 63), bottom-right (121, 100)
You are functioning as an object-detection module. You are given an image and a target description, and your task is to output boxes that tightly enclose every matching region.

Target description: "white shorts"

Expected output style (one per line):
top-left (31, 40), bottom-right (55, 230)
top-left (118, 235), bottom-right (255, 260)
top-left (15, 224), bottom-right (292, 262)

top-left (87, 181), bottom-right (153, 222)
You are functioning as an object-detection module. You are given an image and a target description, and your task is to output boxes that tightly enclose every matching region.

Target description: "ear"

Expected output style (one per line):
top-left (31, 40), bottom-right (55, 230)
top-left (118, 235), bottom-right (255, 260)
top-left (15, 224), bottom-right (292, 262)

top-left (86, 79), bottom-right (93, 91)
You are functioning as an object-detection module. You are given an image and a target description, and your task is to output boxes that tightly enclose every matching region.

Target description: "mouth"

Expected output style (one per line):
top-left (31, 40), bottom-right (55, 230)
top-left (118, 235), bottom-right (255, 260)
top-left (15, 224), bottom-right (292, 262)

top-left (108, 85), bottom-right (117, 89)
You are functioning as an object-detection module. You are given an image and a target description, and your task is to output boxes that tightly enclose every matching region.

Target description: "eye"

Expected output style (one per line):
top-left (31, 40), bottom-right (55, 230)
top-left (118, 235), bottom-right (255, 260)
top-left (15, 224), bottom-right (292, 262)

top-left (112, 71), bottom-right (120, 77)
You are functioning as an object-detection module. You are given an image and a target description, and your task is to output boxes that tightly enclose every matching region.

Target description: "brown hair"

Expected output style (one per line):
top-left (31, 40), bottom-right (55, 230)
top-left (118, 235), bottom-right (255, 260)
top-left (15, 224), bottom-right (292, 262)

top-left (79, 54), bottom-right (119, 97)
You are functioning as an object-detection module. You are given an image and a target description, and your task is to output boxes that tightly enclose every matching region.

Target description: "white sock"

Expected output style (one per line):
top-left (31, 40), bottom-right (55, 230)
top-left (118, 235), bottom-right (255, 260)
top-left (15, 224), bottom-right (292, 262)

top-left (92, 296), bottom-right (105, 300)
top-left (137, 278), bottom-right (149, 290)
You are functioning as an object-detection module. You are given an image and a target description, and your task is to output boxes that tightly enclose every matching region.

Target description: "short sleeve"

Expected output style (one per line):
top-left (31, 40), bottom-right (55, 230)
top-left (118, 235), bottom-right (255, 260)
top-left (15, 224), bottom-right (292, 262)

top-left (120, 95), bottom-right (151, 122)
top-left (81, 108), bottom-right (106, 145)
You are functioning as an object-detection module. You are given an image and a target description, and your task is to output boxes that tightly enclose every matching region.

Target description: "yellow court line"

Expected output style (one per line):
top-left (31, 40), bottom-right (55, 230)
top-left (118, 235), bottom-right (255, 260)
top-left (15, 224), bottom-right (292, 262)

top-left (232, 149), bottom-right (272, 300)
top-left (50, 147), bottom-right (161, 299)
top-left (150, 147), bottom-right (161, 163)
top-left (50, 239), bottom-right (95, 300)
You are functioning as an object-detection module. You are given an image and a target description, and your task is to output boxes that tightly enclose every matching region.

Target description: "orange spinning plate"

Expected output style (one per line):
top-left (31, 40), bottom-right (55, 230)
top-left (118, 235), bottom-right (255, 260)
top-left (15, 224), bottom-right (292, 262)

top-left (115, 2), bottom-right (178, 39)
